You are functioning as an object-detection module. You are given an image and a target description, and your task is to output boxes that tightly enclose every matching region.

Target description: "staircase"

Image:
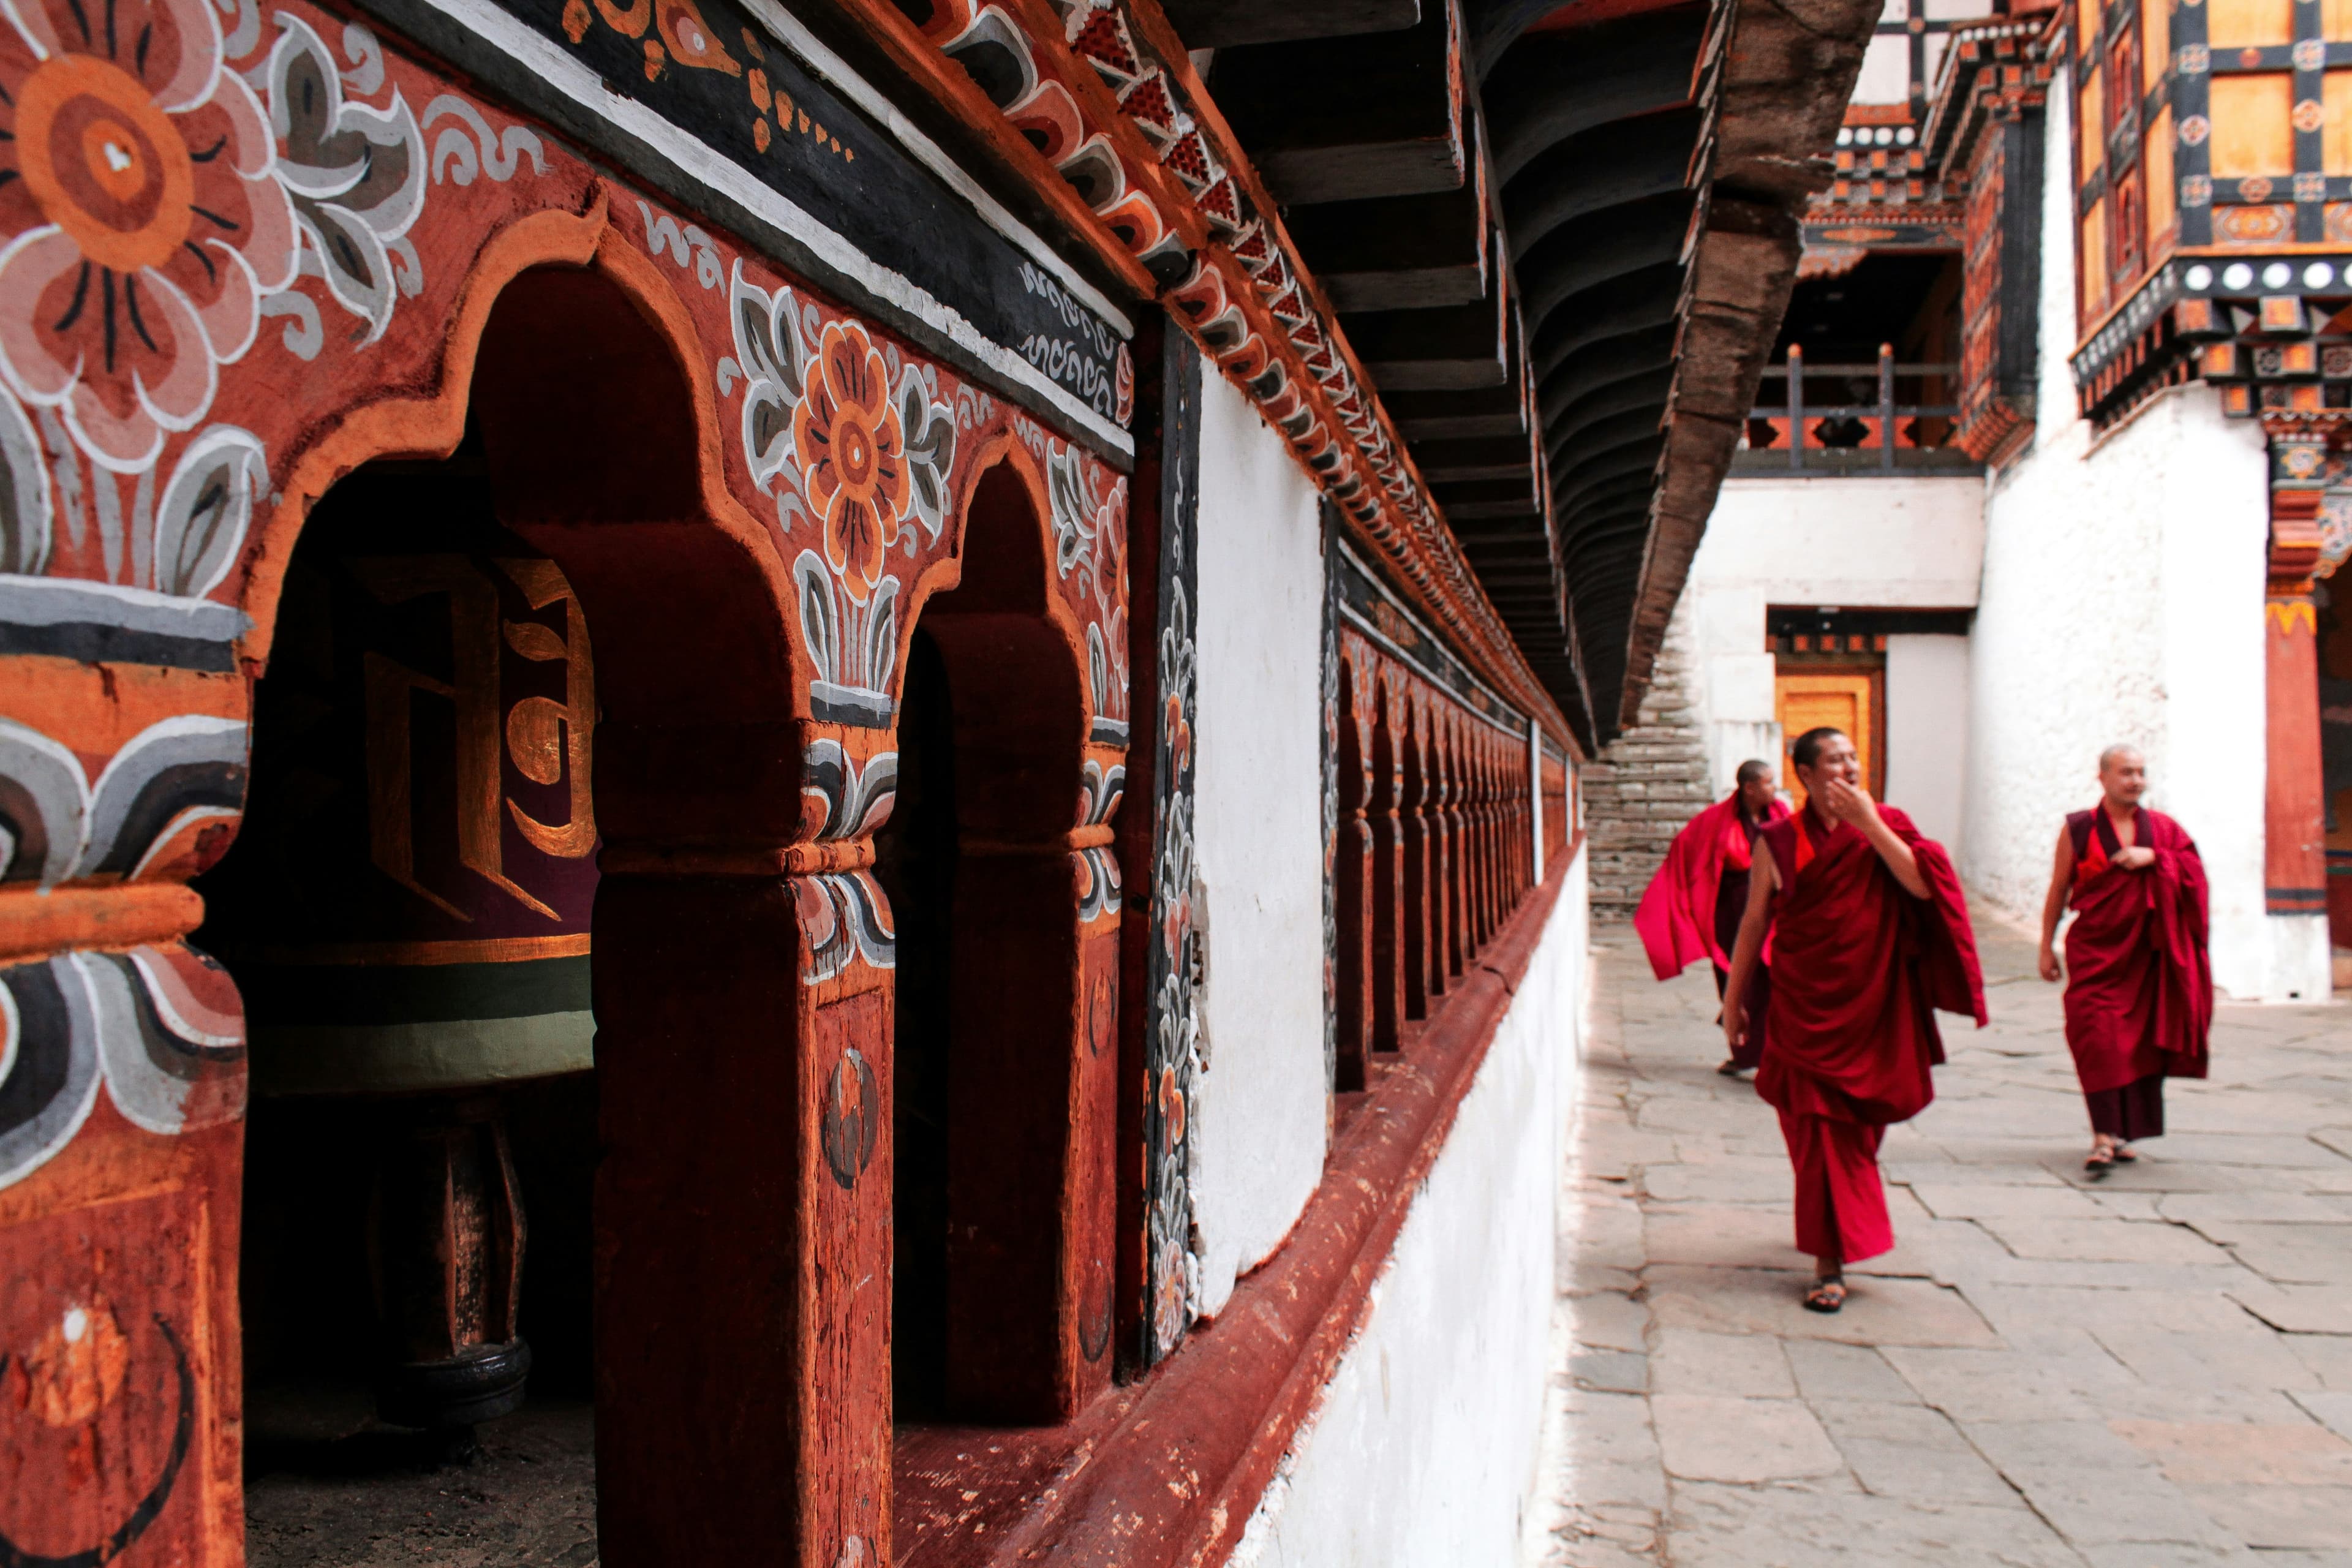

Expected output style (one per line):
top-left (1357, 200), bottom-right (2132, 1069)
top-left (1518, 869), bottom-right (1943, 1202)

top-left (1585, 628), bottom-right (1714, 921)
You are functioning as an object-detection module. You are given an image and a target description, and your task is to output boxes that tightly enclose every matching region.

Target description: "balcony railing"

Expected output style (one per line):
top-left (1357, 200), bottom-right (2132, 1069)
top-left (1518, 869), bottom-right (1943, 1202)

top-left (1735, 344), bottom-right (1980, 475)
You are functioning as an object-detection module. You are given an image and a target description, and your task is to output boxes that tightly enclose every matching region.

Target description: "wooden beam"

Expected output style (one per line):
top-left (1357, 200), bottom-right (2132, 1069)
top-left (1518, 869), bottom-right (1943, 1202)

top-left (1387, 385), bottom-right (1528, 439)
top-left (1501, 111), bottom-right (1702, 262)
top-left (1159, 0), bottom-right (1420, 48)
top-left (1212, 0), bottom-right (1464, 203)
top-left (1414, 435), bottom-right (1537, 481)
top-left (1348, 273), bottom-right (1508, 390)
top-left (1285, 131), bottom-right (1489, 312)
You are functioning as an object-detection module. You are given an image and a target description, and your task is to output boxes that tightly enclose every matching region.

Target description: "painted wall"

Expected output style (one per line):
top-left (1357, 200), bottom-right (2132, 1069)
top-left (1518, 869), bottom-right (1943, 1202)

top-left (1964, 69), bottom-right (2306, 998)
top-left (1885, 634), bottom-right (1971, 848)
top-left (1190, 368), bottom-right (1333, 1317)
top-left (1230, 851), bottom-right (1588, 1568)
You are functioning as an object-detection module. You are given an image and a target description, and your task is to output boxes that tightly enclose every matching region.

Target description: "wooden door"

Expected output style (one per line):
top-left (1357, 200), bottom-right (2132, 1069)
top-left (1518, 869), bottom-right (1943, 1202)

top-left (1776, 669), bottom-right (1882, 807)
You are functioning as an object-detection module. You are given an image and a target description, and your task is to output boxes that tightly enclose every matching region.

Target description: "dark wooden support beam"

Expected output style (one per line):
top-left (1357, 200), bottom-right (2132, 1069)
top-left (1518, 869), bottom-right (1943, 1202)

top-left (1547, 371), bottom-right (1677, 464)
top-left (1536, 324), bottom-right (1678, 428)
top-left (1163, 0), bottom-right (1420, 48)
top-left (1482, 9), bottom-right (1708, 179)
top-left (1286, 143), bottom-right (1489, 312)
top-left (1502, 110), bottom-right (1702, 261)
top-left (1520, 194), bottom-right (1693, 345)
top-left (1415, 434), bottom-right (1536, 481)
top-left (1347, 270), bottom-right (1507, 390)
top-left (1554, 436), bottom-right (1665, 505)
top-left (1212, 1), bottom-right (1465, 203)
top-left (1431, 473), bottom-right (1539, 506)
top-left (1531, 264), bottom-right (1683, 380)
top-left (1441, 498), bottom-right (1543, 520)
top-left (1389, 384), bottom-right (1528, 440)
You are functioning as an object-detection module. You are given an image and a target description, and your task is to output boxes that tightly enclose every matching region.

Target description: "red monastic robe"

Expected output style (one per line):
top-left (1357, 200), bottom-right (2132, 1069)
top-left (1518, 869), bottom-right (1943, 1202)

top-left (1635, 793), bottom-right (1789, 1068)
top-left (1634, 793), bottom-right (1790, 976)
top-left (2062, 807), bottom-right (2212, 1104)
top-left (1757, 805), bottom-right (1986, 1262)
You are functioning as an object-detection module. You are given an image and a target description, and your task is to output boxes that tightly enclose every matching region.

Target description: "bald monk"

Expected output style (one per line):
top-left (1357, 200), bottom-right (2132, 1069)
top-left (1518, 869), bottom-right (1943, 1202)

top-left (1721, 727), bottom-right (1986, 1312)
top-left (2037, 745), bottom-right (2212, 1178)
top-left (1633, 760), bottom-right (1790, 1075)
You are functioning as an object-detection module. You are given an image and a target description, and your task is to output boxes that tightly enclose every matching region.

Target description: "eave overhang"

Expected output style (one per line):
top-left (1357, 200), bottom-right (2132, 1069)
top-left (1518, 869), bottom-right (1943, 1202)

top-left (823, 0), bottom-right (1877, 749)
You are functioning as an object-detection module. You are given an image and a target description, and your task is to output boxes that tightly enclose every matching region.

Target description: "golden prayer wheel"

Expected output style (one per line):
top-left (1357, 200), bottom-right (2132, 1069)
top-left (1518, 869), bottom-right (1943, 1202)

top-left (200, 466), bottom-right (597, 1434)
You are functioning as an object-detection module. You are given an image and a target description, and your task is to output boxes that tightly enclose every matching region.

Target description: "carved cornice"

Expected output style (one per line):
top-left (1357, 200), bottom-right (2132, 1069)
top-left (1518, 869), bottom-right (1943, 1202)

top-left (1921, 17), bottom-right (2056, 183)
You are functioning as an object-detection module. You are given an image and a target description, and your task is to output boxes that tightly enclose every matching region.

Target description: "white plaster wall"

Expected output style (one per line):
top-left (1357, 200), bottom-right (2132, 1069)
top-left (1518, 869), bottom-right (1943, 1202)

top-left (1190, 368), bottom-right (1332, 1316)
top-left (1884, 634), bottom-right (1970, 850)
top-left (1964, 70), bottom-right (2297, 998)
top-left (1681, 475), bottom-right (1986, 797)
top-left (1691, 475), bottom-right (1986, 608)
top-left (1231, 851), bottom-right (1588, 1568)
top-left (1680, 578), bottom-right (1778, 793)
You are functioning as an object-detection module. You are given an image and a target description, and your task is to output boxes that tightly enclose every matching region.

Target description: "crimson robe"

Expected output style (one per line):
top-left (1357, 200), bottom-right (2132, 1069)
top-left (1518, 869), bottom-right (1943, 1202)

top-left (1634, 793), bottom-right (1789, 978)
top-left (1757, 804), bottom-right (1986, 1261)
top-left (1635, 793), bottom-right (1787, 1069)
top-left (2062, 807), bottom-right (2211, 1102)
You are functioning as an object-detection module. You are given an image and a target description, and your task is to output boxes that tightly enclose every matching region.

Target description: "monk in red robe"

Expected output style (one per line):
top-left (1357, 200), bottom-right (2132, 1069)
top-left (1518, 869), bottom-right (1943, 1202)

top-left (1633, 760), bottom-right (1789, 1074)
top-left (2037, 744), bottom-right (2212, 1178)
top-left (1721, 727), bottom-right (1985, 1312)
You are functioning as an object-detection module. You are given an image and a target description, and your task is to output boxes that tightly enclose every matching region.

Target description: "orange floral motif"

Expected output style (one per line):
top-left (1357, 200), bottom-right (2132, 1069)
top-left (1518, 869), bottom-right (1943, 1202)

top-left (0, 0), bottom-right (299, 469)
top-left (794, 320), bottom-right (910, 604)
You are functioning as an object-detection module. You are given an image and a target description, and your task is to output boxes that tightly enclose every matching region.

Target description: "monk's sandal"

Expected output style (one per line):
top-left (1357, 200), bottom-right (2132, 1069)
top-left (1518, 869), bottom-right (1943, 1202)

top-left (1803, 1276), bottom-right (1847, 1314)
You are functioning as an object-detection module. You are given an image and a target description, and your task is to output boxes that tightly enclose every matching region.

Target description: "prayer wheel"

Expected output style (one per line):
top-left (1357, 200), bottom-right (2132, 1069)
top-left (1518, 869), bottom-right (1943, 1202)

top-left (200, 464), bottom-right (597, 1434)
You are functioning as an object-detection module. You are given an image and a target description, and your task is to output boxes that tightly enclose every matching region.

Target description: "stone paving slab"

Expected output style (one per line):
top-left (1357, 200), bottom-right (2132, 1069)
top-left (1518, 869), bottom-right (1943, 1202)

top-left (1528, 905), bottom-right (2352, 1568)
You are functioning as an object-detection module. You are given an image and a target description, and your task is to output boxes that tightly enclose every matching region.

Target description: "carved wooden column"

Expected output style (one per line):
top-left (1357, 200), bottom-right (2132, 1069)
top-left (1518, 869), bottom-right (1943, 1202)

top-left (2263, 418), bottom-right (2331, 925)
top-left (1447, 726), bottom-right (1470, 963)
top-left (1477, 738), bottom-right (1496, 944)
top-left (1401, 713), bottom-right (1433, 1022)
top-left (1449, 728), bottom-right (1468, 963)
top-left (1425, 728), bottom-right (1452, 1001)
top-left (1334, 665), bottom-right (1374, 1089)
top-left (1506, 747), bottom-right (1523, 904)
top-left (1369, 684), bottom-right (1406, 1057)
top-left (590, 713), bottom-right (889, 1568)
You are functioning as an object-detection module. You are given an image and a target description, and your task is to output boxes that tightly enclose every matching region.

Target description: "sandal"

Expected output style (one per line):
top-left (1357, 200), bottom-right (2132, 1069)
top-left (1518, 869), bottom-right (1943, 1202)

top-left (1803, 1275), bottom-right (1847, 1314)
top-left (2112, 1145), bottom-right (2138, 1164)
top-left (2083, 1152), bottom-right (2114, 1181)
top-left (1717, 1060), bottom-right (1747, 1077)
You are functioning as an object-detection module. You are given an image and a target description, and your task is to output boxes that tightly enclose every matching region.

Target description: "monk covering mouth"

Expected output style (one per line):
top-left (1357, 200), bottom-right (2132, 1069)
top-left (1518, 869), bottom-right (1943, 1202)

top-left (1719, 727), bottom-right (1987, 1314)
top-left (2036, 745), bottom-right (2214, 1179)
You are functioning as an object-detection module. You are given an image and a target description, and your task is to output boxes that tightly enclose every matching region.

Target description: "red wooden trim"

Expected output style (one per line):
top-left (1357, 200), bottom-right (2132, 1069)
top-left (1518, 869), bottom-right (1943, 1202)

top-left (821, 0), bottom-right (1159, 299)
top-left (896, 835), bottom-right (1582, 1566)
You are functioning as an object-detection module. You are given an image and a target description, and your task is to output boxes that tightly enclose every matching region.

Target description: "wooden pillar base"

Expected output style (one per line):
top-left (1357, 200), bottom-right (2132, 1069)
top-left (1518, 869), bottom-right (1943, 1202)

top-left (369, 1094), bottom-right (530, 1434)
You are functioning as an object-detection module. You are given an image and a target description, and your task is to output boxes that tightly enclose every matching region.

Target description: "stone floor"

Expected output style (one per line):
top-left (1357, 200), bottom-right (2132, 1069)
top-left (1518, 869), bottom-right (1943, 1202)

top-left (1529, 907), bottom-right (2352, 1568)
top-left (246, 1393), bottom-right (597, 1567)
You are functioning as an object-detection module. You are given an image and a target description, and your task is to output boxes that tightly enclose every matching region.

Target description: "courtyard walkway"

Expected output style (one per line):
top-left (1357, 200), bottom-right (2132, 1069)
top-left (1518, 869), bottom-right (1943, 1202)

top-left (1529, 908), bottom-right (2352, 1568)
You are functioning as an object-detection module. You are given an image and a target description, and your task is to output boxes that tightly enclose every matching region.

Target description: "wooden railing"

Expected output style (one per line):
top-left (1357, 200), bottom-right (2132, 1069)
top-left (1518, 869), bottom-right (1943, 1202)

top-left (1737, 345), bottom-right (1979, 473)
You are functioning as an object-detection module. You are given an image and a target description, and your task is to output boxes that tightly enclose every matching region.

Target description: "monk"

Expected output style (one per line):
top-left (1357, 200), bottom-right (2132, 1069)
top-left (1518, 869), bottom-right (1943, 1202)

top-left (1633, 760), bottom-right (1790, 1075)
top-left (2037, 745), bottom-right (2212, 1178)
top-left (1721, 727), bottom-right (1985, 1312)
